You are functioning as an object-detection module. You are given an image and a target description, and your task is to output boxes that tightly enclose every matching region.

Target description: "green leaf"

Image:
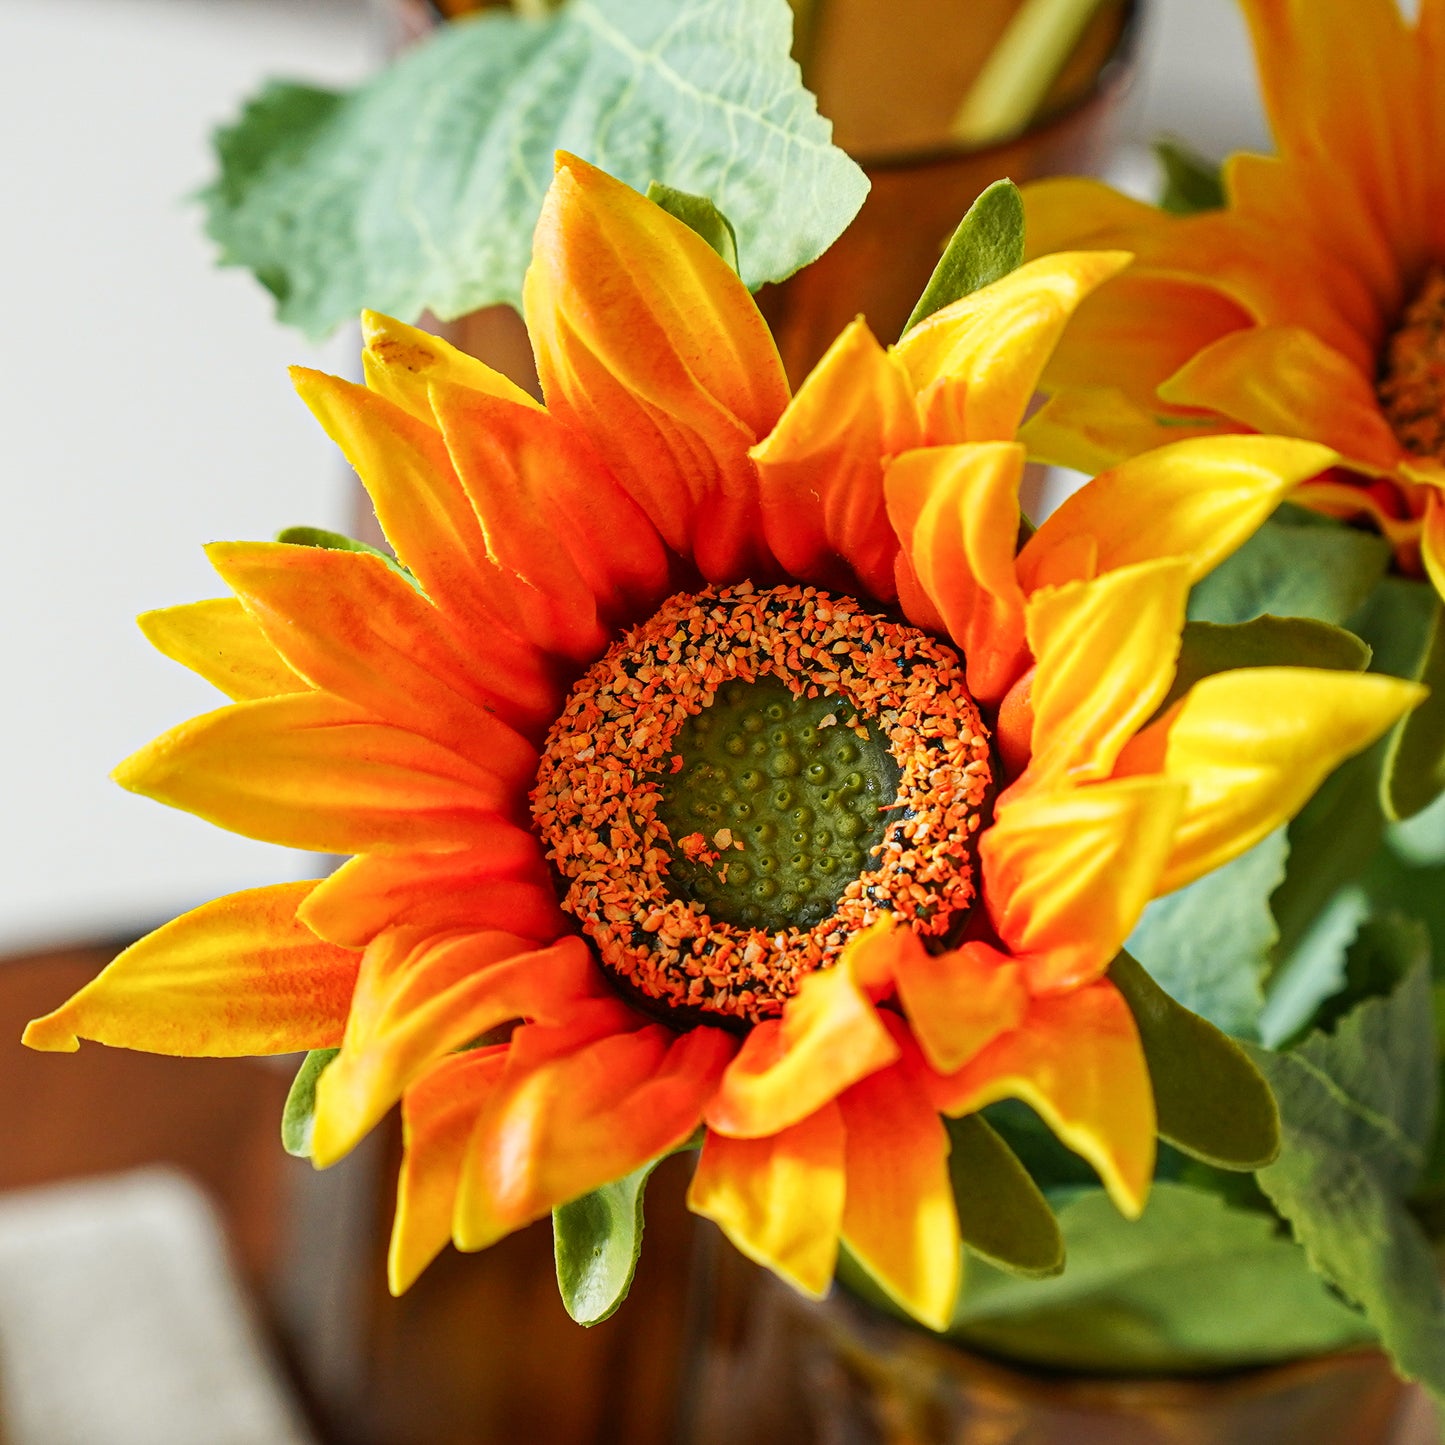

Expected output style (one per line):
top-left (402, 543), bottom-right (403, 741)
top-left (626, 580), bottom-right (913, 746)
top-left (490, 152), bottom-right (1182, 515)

top-left (282, 1048), bottom-right (339, 1158)
top-left (900, 179), bottom-right (1025, 337)
top-left (644, 182), bottom-right (738, 272)
top-left (1127, 829), bottom-right (1288, 1040)
top-left (1246, 944), bottom-right (1445, 1401)
top-left (275, 524), bottom-right (419, 589)
top-left (1384, 599), bottom-right (1445, 820)
top-left (553, 1156), bottom-right (665, 1326)
top-left (1154, 138), bottom-right (1224, 215)
top-left (1109, 951), bottom-right (1280, 1170)
top-left (1260, 884), bottom-right (1370, 1048)
top-left (945, 1115), bottom-right (1064, 1278)
top-left (202, 0), bottom-right (869, 339)
top-left (946, 1182), bottom-right (1375, 1373)
top-left (1187, 505), bottom-right (1391, 627)
top-left (1158, 615), bottom-right (1371, 718)
top-left (1310, 912), bottom-right (1424, 1036)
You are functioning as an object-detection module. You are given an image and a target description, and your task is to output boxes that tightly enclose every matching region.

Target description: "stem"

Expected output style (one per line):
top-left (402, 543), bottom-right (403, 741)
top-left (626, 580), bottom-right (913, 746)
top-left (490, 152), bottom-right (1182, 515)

top-left (950, 0), bottom-right (1116, 148)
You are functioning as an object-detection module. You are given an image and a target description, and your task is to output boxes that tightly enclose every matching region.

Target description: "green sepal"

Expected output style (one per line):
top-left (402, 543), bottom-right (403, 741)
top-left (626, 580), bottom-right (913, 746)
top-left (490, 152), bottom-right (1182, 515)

top-left (1157, 615), bottom-right (1370, 720)
top-left (645, 181), bottom-right (739, 273)
top-left (1108, 951), bottom-right (1280, 1170)
top-left (1382, 597), bottom-right (1445, 821)
top-left (1154, 138), bottom-right (1224, 215)
top-left (899, 178), bottom-right (1024, 338)
top-left (282, 1047), bottom-right (339, 1158)
top-left (946, 1114), bottom-right (1064, 1278)
top-left (275, 525), bottom-right (419, 590)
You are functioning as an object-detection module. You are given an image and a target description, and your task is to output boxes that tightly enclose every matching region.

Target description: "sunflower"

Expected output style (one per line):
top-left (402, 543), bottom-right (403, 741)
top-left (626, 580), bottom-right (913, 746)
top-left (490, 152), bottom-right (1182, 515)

top-left (1018, 0), bottom-right (1445, 585)
top-left (24, 156), bottom-right (1420, 1331)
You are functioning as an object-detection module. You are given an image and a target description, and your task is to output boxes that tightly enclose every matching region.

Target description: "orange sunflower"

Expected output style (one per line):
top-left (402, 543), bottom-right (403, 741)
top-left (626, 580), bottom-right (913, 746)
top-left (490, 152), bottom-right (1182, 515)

top-left (24, 156), bottom-right (1421, 1331)
top-left (1019, 0), bottom-right (1445, 586)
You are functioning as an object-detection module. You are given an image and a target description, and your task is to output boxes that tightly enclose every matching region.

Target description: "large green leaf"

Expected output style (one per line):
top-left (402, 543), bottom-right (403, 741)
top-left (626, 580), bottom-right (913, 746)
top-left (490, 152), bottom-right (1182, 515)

top-left (281, 1048), bottom-right (339, 1158)
top-left (202, 0), bottom-right (868, 338)
top-left (947, 1182), bottom-right (1374, 1373)
top-left (899, 179), bottom-right (1025, 337)
top-left (1247, 943), bottom-right (1445, 1401)
top-left (1109, 952), bottom-right (1279, 1170)
top-left (1127, 829), bottom-right (1288, 1040)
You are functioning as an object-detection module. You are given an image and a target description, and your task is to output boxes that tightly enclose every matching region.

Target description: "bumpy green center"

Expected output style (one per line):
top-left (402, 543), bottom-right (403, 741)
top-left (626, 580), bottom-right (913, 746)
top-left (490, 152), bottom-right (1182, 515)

top-left (656, 676), bottom-right (900, 933)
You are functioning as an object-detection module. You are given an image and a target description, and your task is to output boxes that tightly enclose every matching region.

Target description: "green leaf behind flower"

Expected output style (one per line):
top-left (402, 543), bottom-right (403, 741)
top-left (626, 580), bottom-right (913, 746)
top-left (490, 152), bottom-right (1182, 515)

top-left (1383, 598), bottom-right (1445, 821)
top-left (1154, 138), bottom-right (1224, 215)
top-left (899, 178), bottom-right (1025, 337)
top-left (644, 182), bottom-right (739, 272)
top-left (282, 1048), bottom-right (339, 1158)
top-left (202, 0), bottom-right (868, 339)
top-left (275, 525), bottom-right (419, 589)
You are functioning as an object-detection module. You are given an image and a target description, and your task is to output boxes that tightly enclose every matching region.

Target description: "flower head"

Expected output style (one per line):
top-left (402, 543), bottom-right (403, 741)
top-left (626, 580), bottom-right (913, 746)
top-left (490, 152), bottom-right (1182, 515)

top-left (1019, 0), bottom-right (1445, 587)
top-left (24, 155), bottom-right (1421, 1330)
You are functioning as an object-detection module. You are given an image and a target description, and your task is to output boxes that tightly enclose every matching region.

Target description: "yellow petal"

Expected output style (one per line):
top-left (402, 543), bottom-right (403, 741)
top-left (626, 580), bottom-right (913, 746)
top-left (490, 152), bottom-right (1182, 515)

top-left (22, 883), bottom-right (357, 1056)
top-left (1020, 387), bottom-right (1225, 476)
top-left (687, 1105), bottom-right (846, 1300)
top-left (1021, 177), bottom-right (1163, 258)
top-left (1424, 491), bottom-right (1445, 602)
top-left (137, 598), bottom-right (307, 702)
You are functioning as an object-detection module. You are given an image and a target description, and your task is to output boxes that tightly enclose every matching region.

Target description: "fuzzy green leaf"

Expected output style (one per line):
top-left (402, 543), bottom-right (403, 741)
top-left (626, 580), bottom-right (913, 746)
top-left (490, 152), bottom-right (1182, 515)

top-left (946, 1114), bottom-right (1063, 1278)
top-left (1155, 138), bottom-right (1224, 215)
top-left (644, 182), bottom-right (739, 272)
top-left (1247, 942), bottom-right (1445, 1401)
top-left (1109, 951), bottom-right (1280, 1170)
top-left (900, 179), bottom-right (1025, 338)
top-left (202, 0), bottom-right (868, 339)
top-left (282, 1048), bottom-right (339, 1158)
top-left (1127, 829), bottom-right (1288, 1040)
top-left (553, 1157), bottom-right (664, 1326)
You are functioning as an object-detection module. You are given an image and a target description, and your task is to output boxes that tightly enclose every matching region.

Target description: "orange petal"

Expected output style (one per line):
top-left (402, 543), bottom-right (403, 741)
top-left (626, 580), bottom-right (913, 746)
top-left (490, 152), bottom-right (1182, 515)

top-left (752, 318), bottom-right (920, 599)
top-left (207, 541), bottom-right (549, 757)
top-left (430, 380), bottom-right (670, 639)
top-left (455, 1018), bottom-right (735, 1250)
top-left (1136, 667), bottom-right (1426, 893)
top-left (1024, 558), bottom-right (1191, 785)
top-left (299, 841), bottom-right (565, 950)
top-left (839, 1033), bottom-right (960, 1332)
top-left (22, 882), bottom-right (358, 1056)
top-left (894, 251), bottom-right (1133, 445)
top-left (114, 691), bottom-right (519, 855)
top-left (390, 1046), bottom-right (510, 1294)
top-left (930, 981), bottom-right (1156, 1218)
top-left (705, 948), bottom-right (901, 1139)
top-left (523, 155), bottom-right (789, 580)
top-left (137, 598), bottom-right (307, 702)
top-left (882, 442), bottom-right (1030, 705)
top-left (1158, 326), bottom-right (1403, 474)
top-left (981, 776), bottom-right (1185, 992)
top-left (687, 1104), bottom-right (846, 1300)
top-left (312, 932), bottom-right (602, 1168)
top-left (1017, 435), bottom-right (1339, 593)
top-left (892, 935), bottom-right (1028, 1075)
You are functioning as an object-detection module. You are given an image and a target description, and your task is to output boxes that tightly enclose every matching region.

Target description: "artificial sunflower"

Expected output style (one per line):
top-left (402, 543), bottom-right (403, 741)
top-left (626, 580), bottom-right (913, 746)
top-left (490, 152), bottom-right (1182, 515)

top-left (24, 156), bottom-right (1421, 1330)
top-left (1018, 0), bottom-right (1445, 585)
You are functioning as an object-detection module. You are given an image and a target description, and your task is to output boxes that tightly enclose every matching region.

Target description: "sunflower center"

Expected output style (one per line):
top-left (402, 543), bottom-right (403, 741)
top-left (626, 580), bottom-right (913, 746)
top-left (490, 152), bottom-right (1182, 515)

top-left (1378, 266), bottom-right (1445, 460)
top-left (531, 583), bottom-right (993, 1028)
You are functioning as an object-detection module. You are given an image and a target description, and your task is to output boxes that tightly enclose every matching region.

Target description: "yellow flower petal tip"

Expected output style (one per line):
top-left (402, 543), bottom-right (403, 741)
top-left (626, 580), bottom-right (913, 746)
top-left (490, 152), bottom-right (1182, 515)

top-left (21, 1012), bottom-right (80, 1053)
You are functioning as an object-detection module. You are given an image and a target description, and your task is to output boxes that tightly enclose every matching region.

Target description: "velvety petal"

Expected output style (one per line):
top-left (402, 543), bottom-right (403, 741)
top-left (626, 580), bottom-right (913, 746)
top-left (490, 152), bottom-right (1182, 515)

top-left (454, 1017), bottom-right (735, 1250)
top-left (208, 541), bottom-right (550, 756)
top-left (390, 1045), bottom-right (510, 1293)
top-left (312, 932), bottom-right (601, 1168)
top-left (137, 598), bottom-right (307, 702)
top-left (930, 981), bottom-right (1156, 1218)
top-left (982, 776), bottom-right (1186, 992)
top-left (705, 947), bottom-right (901, 1139)
top-left (752, 318), bottom-right (921, 599)
top-left (299, 840), bottom-right (565, 950)
top-left (429, 380), bottom-right (670, 635)
top-left (891, 934), bottom-right (1028, 1075)
top-left (687, 1104), bottom-right (846, 1300)
top-left (523, 154), bottom-right (789, 580)
top-left (839, 1027), bottom-right (960, 1332)
top-left (1017, 435), bottom-right (1339, 594)
top-left (882, 442), bottom-right (1030, 705)
top-left (1020, 388), bottom-right (1226, 476)
top-left (360, 310), bottom-right (540, 426)
top-left (1024, 558), bottom-right (1191, 785)
top-left (1124, 669), bottom-right (1425, 893)
top-left (114, 691), bottom-right (519, 855)
top-left (894, 251), bottom-right (1133, 444)
top-left (1158, 327), bottom-right (1403, 474)
top-left (22, 883), bottom-right (358, 1056)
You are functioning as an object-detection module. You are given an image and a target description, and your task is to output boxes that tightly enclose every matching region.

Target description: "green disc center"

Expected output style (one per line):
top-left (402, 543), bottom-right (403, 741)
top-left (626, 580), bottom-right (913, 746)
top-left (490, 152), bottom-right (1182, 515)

top-left (656, 675), bottom-right (900, 933)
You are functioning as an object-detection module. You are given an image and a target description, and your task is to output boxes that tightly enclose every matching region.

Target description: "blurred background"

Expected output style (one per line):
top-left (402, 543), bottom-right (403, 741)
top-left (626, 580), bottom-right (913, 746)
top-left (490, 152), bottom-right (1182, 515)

top-left (0, 1), bottom-right (1271, 1440)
